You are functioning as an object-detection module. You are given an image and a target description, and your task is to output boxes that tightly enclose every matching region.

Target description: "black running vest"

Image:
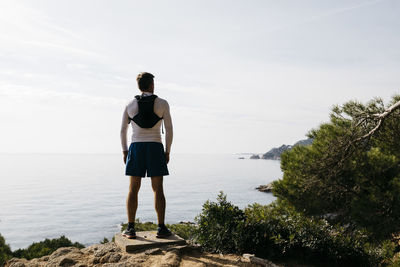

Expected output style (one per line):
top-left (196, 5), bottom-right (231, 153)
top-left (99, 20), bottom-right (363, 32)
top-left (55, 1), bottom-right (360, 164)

top-left (129, 94), bottom-right (162, 128)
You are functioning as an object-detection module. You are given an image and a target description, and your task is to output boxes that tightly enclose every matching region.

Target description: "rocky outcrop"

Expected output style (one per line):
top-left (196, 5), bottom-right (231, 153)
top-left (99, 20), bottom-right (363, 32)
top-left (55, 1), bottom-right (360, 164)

top-left (250, 154), bottom-right (260, 159)
top-left (262, 138), bottom-right (313, 160)
top-left (5, 241), bottom-right (264, 267)
top-left (262, 145), bottom-right (292, 160)
top-left (256, 182), bottom-right (274, 193)
top-left (256, 183), bottom-right (274, 193)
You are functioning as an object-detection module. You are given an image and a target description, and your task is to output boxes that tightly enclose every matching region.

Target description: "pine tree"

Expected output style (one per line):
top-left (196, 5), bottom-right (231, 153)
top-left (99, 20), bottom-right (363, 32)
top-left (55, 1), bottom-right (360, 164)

top-left (273, 95), bottom-right (400, 240)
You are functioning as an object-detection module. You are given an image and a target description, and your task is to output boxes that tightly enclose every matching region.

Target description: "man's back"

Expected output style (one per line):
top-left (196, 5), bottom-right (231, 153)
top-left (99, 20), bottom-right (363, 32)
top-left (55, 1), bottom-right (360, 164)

top-left (120, 95), bottom-right (173, 154)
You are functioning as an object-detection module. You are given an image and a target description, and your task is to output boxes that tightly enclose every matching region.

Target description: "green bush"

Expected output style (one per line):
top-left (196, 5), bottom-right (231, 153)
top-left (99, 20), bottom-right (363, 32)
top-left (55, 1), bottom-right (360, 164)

top-left (12, 235), bottom-right (84, 260)
top-left (0, 233), bottom-right (12, 266)
top-left (194, 192), bottom-right (383, 266)
top-left (100, 237), bottom-right (109, 244)
top-left (121, 219), bottom-right (157, 232)
top-left (243, 201), bottom-right (380, 266)
top-left (194, 191), bottom-right (246, 254)
top-left (167, 223), bottom-right (196, 241)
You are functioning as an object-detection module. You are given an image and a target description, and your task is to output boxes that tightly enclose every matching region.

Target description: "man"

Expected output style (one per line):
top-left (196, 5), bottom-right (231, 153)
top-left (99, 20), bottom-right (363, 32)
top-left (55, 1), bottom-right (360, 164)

top-left (120, 72), bottom-right (173, 239)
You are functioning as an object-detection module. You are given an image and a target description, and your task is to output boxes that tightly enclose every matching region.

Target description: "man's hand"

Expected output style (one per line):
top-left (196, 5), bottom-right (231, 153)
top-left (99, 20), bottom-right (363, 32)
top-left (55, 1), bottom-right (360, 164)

top-left (165, 152), bottom-right (170, 164)
top-left (123, 151), bottom-right (128, 164)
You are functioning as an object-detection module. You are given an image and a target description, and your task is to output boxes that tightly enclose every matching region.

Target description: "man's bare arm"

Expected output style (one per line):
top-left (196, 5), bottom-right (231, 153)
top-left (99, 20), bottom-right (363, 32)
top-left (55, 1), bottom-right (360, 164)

top-left (163, 101), bottom-right (173, 163)
top-left (120, 106), bottom-right (130, 163)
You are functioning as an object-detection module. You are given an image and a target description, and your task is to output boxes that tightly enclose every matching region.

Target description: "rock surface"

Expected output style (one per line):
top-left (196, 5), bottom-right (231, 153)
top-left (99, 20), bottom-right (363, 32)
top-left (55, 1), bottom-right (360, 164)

top-left (5, 241), bottom-right (268, 267)
top-left (256, 182), bottom-right (274, 193)
top-left (250, 154), bottom-right (260, 159)
top-left (114, 231), bottom-right (186, 252)
top-left (262, 145), bottom-right (292, 160)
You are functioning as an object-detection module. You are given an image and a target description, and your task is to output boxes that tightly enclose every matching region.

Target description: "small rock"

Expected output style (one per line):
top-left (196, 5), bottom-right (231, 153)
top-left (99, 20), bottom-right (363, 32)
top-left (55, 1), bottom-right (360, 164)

top-left (99, 252), bottom-right (122, 263)
top-left (40, 255), bottom-right (50, 261)
top-left (58, 256), bottom-right (76, 266)
top-left (109, 252), bottom-right (122, 263)
top-left (94, 242), bottom-right (120, 257)
top-left (119, 254), bottom-right (132, 261)
top-left (100, 254), bottom-right (111, 264)
top-left (90, 257), bottom-right (100, 264)
top-left (48, 247), bottom-right (76, 260)
top-left (159, 251), bottom-right (181, 267)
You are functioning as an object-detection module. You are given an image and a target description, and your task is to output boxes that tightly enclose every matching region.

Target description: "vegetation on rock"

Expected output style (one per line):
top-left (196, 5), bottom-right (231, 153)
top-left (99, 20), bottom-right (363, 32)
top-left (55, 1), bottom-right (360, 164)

top-left (11, 235), bottom-right (84, 260)
top-left (0, 233), bottom-right (12, 266)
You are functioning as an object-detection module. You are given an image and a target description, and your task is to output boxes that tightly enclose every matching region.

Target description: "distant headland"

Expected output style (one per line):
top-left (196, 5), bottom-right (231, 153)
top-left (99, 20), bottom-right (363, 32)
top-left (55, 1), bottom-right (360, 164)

top-left (245, 138), bottom-right (313, 160)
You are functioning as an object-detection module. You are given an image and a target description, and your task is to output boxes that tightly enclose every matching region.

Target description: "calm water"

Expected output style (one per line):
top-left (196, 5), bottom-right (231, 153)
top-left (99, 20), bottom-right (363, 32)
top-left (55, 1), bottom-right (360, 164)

top-left (0, 153), bottom-right (280, 250)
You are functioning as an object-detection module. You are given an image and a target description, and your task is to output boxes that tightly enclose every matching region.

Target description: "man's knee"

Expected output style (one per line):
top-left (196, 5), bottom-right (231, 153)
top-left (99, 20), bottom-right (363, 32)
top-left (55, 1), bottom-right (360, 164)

top-left (129, 185), bottom-right (140, 195)
top-left (129, 176), bottom-right (141, 194)
top-left (151, 176), bottom-right (164, 193)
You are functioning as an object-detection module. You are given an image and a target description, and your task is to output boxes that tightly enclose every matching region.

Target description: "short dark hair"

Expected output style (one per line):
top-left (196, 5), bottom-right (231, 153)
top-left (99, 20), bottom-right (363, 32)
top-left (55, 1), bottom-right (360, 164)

top-left (136, 72), bottom-right (154, 92)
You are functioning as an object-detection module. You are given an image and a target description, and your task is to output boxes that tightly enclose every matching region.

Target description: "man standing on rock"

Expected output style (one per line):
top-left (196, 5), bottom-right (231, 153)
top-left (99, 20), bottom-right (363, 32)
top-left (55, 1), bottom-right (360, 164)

top-left (120, 72), bottom-right (173, 239)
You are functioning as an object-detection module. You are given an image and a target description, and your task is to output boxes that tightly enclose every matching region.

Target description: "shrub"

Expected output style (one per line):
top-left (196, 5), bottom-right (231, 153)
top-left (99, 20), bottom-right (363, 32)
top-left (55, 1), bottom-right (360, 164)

top-left (194, 191), bottom-right (246, 253)
top-left (194, 192), bottom-right (383, 266)
top-left (12, 235), bottom-right (84, 260)
top-left (243, 201), bottom-right (379, 266)
top-left (167, 223), bottom-right (196, 241)
top-left (100, 237), bottom-right (109, 244)
top-left (0, 233), bottom-right (12, 266)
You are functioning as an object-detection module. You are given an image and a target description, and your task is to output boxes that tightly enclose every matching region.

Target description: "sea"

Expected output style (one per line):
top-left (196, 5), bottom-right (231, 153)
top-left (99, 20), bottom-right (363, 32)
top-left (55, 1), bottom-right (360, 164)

top-left (0, 153), bottom-right (280, 250)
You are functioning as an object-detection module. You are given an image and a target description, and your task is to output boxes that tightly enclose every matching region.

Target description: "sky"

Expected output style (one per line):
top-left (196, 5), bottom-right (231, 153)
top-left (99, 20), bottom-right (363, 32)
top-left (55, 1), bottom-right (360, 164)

top-left (0, 0), bottom-right (399, 154)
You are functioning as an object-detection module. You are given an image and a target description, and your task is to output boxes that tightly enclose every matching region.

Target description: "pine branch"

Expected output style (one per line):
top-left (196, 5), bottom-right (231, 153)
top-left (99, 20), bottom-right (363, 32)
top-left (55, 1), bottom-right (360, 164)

top-left (354, 99), bottom-right (400, 142)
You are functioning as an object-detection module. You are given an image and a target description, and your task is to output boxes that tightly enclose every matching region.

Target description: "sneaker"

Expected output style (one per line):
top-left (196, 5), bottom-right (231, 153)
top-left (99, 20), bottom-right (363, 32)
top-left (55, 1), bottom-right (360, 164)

top-left (156, 225), bottom-right (172, 238)
top-left (122, 226), bottom-right (136, 239)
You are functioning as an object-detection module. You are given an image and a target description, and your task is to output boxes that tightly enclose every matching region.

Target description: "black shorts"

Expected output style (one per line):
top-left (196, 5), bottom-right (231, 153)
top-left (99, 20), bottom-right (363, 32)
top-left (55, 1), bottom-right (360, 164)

top-left (125, 142), bottom-right (169, 177)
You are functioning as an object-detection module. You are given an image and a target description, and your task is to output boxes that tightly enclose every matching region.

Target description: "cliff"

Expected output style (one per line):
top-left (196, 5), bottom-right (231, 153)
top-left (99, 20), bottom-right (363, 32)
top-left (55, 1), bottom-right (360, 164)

top-left (262, 138), bottom-right (313, 160)
top-left (5, 241), bottom-right (265, 267)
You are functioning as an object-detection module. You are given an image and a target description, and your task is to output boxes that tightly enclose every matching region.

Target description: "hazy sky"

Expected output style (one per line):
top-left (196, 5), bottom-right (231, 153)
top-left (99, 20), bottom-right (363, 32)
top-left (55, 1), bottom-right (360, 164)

top-left (0, 0), bottom-right (399, 154)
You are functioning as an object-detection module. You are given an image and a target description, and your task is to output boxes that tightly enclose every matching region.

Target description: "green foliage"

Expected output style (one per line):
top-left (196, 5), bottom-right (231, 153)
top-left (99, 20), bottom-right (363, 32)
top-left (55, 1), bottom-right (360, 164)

top-left (121, 219), bottom-right (157, 232)
top-left (388, 256), bottom-right (400, 267)
top-left (11, 235), bottom-right (84, 260)
top-left (121, 219), bottom-right (197, 240)
top-left (100, 237), bottom-right (109, 244)
top-left (0, 233), bottom-right (12, 266)
top-left (194, 192), bottom-right (383, 266)
top-left (194, 191), bottom-right (246, 254)
top-left (243, 201), bottom-right (381, 266)
top-left (273, 95), bottom-right (400, 240)
top-left (167, 223), bottom-right (196, 241)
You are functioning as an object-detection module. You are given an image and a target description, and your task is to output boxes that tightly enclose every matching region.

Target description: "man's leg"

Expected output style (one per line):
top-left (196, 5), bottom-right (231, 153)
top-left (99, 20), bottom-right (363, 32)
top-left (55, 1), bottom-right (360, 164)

top-left (127, 176), bottom-right (141, 223)
top-left (151, 176), bottom-right (165, 224)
